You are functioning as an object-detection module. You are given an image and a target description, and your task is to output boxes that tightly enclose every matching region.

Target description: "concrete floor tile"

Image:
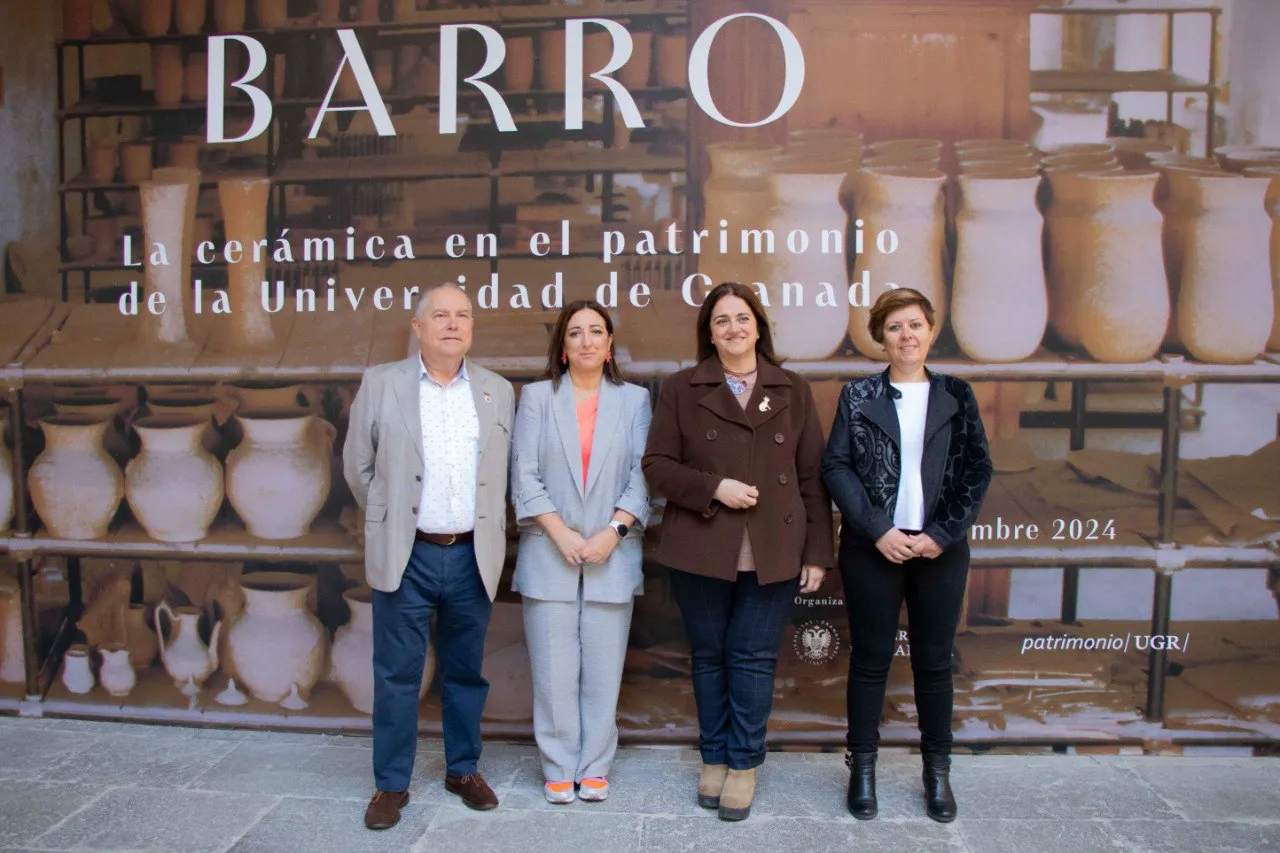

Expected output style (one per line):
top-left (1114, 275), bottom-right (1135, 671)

top-left (188, 743), bottom-right (375, 800)
top-left (957, 819), bottom-right (1121, 853)
top-left (39, 734), bottom-right (237, 788)
top-left (414, 807), bottom-right (644, 853)
top-left (1112, 758), bottom-right (1280, 821)
top-left (0, 783), bottom-right (105, 847)
top-left (27, 788), bottom-right (271, 852)
top-left (0, 728), bottom-right (103, 782)
top-left (640, 815), bottom-right (963, 853)
top-left (228, 794), bottom-right (440, 853)
top-left (1105, 819), bottom-right (1280, 852)
top-left (407, 747), bottom-right (536, 805)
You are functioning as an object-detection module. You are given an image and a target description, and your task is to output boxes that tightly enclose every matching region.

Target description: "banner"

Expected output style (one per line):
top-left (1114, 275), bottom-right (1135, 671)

top-left (0, 0), bottom-right (1277, 748)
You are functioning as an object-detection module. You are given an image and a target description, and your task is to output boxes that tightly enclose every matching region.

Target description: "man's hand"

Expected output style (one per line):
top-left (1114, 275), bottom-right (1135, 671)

top-left (798, 565), bottom-right (826, 594)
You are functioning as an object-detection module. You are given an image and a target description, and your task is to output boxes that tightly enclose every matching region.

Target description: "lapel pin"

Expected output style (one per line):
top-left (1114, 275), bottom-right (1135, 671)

top-left (759, 396), bottom-right (771, 412)
top-left (483, 391), bottom-right (492, 404)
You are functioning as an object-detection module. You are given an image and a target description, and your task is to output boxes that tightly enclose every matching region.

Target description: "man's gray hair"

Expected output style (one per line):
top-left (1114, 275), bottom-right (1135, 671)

top-left (415, 282), bottom-right (474, 319)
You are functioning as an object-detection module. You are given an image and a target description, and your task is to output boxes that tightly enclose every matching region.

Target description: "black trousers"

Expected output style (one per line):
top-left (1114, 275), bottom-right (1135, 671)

top-left (840, 538), bottom-right (970, 756)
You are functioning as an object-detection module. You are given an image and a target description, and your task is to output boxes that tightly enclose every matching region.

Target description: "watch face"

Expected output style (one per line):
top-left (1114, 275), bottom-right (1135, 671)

top-left (613, 522), bottom-right (629, 538)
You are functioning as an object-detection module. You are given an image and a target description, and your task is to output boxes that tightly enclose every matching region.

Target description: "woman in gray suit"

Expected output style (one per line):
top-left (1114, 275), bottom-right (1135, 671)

top-left (511, 299), bottom-right (652, 804)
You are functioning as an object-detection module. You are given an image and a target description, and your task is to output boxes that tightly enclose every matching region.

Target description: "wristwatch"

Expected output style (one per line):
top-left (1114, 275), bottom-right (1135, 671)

top-left (609, 521), bottom-right (630, 540)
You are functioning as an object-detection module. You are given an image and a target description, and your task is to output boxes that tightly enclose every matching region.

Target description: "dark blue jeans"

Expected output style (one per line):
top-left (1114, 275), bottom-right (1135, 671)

top-left (372, 540), bottom-right (492, 791)
top-left (668, 568), bottom-right (800, 771)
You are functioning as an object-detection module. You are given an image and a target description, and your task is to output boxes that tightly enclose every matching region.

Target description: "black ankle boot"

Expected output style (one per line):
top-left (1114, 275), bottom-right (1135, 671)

top-left (845, 752), bottom-right (878, 820)
top-left (922, 754), bottom-right (956, 822)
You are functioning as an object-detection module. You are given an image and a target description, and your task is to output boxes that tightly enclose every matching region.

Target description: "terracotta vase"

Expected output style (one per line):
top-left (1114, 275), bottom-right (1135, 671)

top-left (849, 166), bottom-right (948, 359)
top-left (356, 0), bottom-right (379, 23)
top-left (1043, 167), bottom-right (1116, 349)
top-left (126, 415), bottom-right (223, 543)
top-left (155, 601), bottom-right (220, 693)
top-left (215, 178), bottom-right (276, 351)
top-left (539, 29), bottom-right (566, 91)
top-left (506, 36), bottom-right (535, 91)
top-left (0, 577), bottom-right (23, 683)
top-left (619, 31), bottom-right (653, 90)
top-left (1176, 173), bottom-right (1273, 363)
top-left (140, 0), bottom-right (172, 36)
top-left (332, 587), bottom-right (433, 714)
top-left (176, 0), bottom-right (206, 33)
top-left (952, 173), bottom-right (1048, 362)
top-left (254, 0), bottom-right (287, 28)
top-left (61, 644), bottom-right (95, 694)
top-left (88, 145), bottom-right (117, 183)
top-left (124, 603), bottom-right (159, 668)
top-left (756, 169), bottom-right (850, 361)
top-left (318, 0), bottom-right (341, 24)
top-left (139, 170), bottom-right (199, 344)
top-left (29, 415), bottom-right (124, 540)
top-left (1244, 166), bottom-right (1280, 351)
top-left (120, 141), bottom-right (153, 184)
top-left (697, 143), bottom-right (782, 295)
top-left (656, 34), bottom-right (687, 88)
top-left (98, 643), bottom-right (137, 697)
top-left (225, 411), bottom-right (332, 539)
top-left (184, 53), bottom-right (207, 102)
top-left (64, 0), bottom-right (95, 39)
top-left (225, 574), bottom-right (328, 705)
top-left (214, 0), bottom-right (246, 31)
top-left (1, 421), bottom-right (14, 534)
top-left (152, 44), bottom-right (185, 107)
top-left (1156, 167), bottom-right (1217, 348)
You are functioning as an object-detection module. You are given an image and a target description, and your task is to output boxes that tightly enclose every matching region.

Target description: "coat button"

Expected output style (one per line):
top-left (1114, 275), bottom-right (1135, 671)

top-left (415, 475), bottom-right (422, 482)
top-left (774, 433), bottom-right (785, 444)
top-left (706, 429), bottom-right (718, 440)
top-left (784, 513), bottom-right (794, 524)
top-left (778, 474), bottom-right (788, 485)
top-left (411, 507), bottom-right (419, 515)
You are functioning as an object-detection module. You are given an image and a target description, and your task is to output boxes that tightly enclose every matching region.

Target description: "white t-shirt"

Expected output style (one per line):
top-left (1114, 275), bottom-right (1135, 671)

top-left (891, 382), bottom-right (929, 530)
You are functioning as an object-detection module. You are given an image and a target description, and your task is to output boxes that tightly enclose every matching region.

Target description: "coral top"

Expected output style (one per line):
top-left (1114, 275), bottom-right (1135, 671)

top-left (577, 395), bottom-right (599, 488)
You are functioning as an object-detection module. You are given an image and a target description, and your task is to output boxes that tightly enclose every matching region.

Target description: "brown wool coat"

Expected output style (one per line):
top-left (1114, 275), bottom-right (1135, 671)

top-left (642, 358), bottom-right (836, 584)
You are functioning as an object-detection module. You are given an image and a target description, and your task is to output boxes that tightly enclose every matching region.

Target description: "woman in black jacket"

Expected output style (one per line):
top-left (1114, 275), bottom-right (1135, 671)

top-left (822, 288), bottom-right (992, 823)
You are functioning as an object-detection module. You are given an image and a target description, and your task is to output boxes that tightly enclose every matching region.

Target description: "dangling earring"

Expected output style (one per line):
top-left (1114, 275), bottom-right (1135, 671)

top-left (561, 353), bottom-right (568, 365)
top-left (605, 352), bottom-right (612, 363)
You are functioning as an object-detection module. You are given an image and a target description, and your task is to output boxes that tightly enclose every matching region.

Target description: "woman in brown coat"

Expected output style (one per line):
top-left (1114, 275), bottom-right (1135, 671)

top-left (642, 282), bottom-right (835, 821)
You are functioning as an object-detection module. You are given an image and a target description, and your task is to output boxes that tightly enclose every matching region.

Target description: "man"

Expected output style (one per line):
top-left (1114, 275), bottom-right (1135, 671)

top-left (343, 282), bottom-right (515, 831)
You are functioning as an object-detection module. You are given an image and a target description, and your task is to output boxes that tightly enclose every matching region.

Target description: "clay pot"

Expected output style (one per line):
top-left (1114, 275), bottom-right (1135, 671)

top-left (0, 577), bottom-right (23, 683)
top-left (98, 643), bottom-right (137, 697)
top-left (176, 0), bottom-right (206, 34)
top-left (1214, 146), bottom-right (1280, 173)
top-left (849, 166), bottom-right (948, 359)
top-left (155, 601), bottom-right (220, 693)
top-left (140, 0), bottom-right (172, 36)
top-left (214, 0), bottom-right (246, 31)
top-left (126, 415), bottom-right (223, 543)
top-left (168, 138), bottom-right (200, 169)
top-left (124, 603), bottom-right (159, 668)
top-left (140, 168), bottom-right (198, 344)
top-left (506, 35), bottom-right (535, 91)
top-left (225, 410), bottom-right (332, 539)
top-left (29, 415), bottom-right (124, 540)
top-left (332, 587), bottom-right (433, 714)
top-left (0, 421), bottom-right (13, 534)
top-left (952, 173), bottom-right (1048, 362)
top-left (1156, 167), bottom-right (1219, 348)
top-left (1044, 142), bottom-right (1114, 158)
top-left (254, 0), bottom-right (287, 28)
top-left (955, 138), bottom-right (1032, 155)
top-left (656, 33), bottom-right (687, 88)
top-left (215, 178), bottom-right (276, 351)
top-left (697, 143), bottom-right (782, 295)
top-left (88, 145), bottom-right (117, 183)
top-left (1043, 167), bottom-right (1112, 348)
top-left (788, 128), bottom-right (865, 160)
top-left (184, 52), bottom-right (207, 102)
top-left (1244, 166), bottom-right (1280, 351)
top-left (153, 45), bottom-right (185, 107)
top-left (145, 395), bottom-right (223, 455)
top-left (64, 0), bottom-right (95, 39)
top-left (52, 395), bottom-right (133, 463)
top-left (756, 168), bottom-right (850, 360)
top-left (61, 644), bottom-right (95, 694)
top-left (225, 382), bottom-right (321, 415)
top-left (539, 28), bottom-right (566, 91)
top-left (1176, 173), bottom-right (1273, 363)
top-left (620, 31), bottom-right (653, 90)
top-left (868, 138), bottom-right (943, 160)
top-left (1107, 137), bottom-right (1173, 170)
top-left (224, 574), bottom-right (329, 705)
top-left (120, 141), bottom-right (153, 184)
top-left (1042, 152), bottom-right (1120, 170)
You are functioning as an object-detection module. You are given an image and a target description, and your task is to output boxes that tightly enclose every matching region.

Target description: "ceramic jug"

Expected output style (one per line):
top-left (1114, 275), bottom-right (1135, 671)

top-left (224, 574), bottom-right (329, 705)
top-left (98, 643), bottom-right (137, 697)
top-left (155, 602), bottom-right (220, 694)
top-left (61, 644), bottom-right (95, 694)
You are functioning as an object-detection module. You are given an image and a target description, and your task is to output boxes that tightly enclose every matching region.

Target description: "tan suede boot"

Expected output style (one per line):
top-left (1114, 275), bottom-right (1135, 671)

top-left (717, 768), bottom-right (756, 821)
top-left (697, 763), bottom-right (728, 809)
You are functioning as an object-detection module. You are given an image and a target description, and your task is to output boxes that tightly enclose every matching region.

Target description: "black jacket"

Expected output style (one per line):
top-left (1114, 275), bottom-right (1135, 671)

top-left (821, 368), bottom-right (992, 552)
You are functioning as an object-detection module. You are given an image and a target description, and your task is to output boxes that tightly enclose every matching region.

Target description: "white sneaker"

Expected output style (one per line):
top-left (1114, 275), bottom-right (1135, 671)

top-left (578, 777), bottom-right (609, 802)
top-left (544, 781), bottom-right (575, 804)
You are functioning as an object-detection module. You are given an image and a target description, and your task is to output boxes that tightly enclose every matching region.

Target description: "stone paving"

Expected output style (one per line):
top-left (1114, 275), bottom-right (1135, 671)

top-left (0, 716), bottom-right (1278, 852)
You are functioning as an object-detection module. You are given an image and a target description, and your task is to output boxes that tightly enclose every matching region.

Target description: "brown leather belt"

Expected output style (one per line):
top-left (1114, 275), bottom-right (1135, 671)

top-left (414, 529), bottom-right (474, 547)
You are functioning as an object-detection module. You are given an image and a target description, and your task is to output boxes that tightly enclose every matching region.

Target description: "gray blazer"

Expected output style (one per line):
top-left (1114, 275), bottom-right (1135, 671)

top-left (343, 356), bottom-right (515, 599)
top-left (511, 379), bottom-right (652, 603)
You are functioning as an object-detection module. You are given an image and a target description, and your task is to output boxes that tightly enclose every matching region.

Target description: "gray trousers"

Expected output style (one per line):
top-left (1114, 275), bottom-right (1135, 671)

top-left (522, 586), bottom-right (634, 783)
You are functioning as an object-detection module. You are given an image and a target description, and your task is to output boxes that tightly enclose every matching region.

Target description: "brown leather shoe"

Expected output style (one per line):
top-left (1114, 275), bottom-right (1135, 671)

top-left (364, 790), bottom-right (409, 830)
top-left (445, 772), bottom-right (499, 810)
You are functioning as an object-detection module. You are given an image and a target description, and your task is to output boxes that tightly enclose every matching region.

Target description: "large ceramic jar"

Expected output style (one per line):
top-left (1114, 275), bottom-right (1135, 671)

top-left (0, 577), bottom-right (23, 683)
top-left (0, 421), bottom-right (13, 534)
top-left (29, 415), bottom-right (124, 540)
top-left (64, 0), bottom-right (94, 39)
top-left (952, 173), bottom-right (1048, 362)
top-left (140, 172), bottom-right (198, 344)
top-left (1042, 166), bottom-right (1120, 350)
top-left (255, 0), bottom-right (287, 28)
top-left (331, 587), bottom-right (434, 714)
top-left (1176, 173), bottom-right (1273, 363)
top-left (225, 573), bottom-right (329, 705)
top-left (849, 165), bottom-right (948, 359)
top-left (755, 168), bottom-right (850, 361)
top-left (152, 45), bottom-right (184, 107)
top-left (214, 0), bottom-right (246, 31)
top-left (175, 0), bottom-right (206, 34)
top-left (126, 415), bottom-right (223, 543)
top-left (144, 394), bottom-right (224, 456)
top-left (53, 388), bottom-right (136, 463)
top-left (1156, 167), bottom-right (1219, 348)
top-left (140, 0), bottom-right (172, 36)
top-left (697, 143), bottom-right (782, 294)
top-left (505, 35), bottom-right (535, 91)
top-left (216, 178), bottom-right (276, 351)
top-left (1244, 166), bottom-right (1280, 351)
top-left (226, 410), bottom-right (332, 539)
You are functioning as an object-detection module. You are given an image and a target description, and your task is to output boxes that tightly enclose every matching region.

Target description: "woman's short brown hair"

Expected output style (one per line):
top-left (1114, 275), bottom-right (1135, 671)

top-left (544, 300), bottom-right (625, 389)
top-left (695, 282), bottom-right (781, 365)
top-left (868, 287), bottom-right (936, 345)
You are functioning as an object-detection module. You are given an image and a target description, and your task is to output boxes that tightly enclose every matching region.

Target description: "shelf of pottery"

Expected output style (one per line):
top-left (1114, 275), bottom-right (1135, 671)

top-left (56, 0), bottom-right (693, 301)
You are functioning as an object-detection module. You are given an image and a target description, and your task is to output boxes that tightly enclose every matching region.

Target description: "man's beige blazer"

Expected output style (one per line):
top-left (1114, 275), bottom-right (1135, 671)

top-left (343, 356), bottom-right (515, 599)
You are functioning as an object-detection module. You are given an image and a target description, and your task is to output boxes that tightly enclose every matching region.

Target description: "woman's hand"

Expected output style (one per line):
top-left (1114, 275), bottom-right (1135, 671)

top-left (875, 528), bottom-right (916, 564)
top-left (714, 479), bottom-right (759, 509)
top-left (798, 565), bottom-right (826, 594)
top-left (551, 528), bottom-right (588, 566)
top-left (578, 529), bottom-right (620, 564)
top-left (906, 533), bottom-right (942, 559)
